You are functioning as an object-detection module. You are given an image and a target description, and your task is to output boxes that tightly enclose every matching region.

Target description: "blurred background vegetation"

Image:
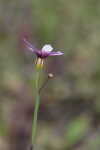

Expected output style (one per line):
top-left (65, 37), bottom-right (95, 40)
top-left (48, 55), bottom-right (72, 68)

top-left (0, 0), bottom-right (100, 150)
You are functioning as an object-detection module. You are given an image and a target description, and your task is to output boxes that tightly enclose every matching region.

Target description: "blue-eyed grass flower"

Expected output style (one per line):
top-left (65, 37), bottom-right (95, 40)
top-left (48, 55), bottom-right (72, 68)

top-left (23, 38), bottom-right (63, 149)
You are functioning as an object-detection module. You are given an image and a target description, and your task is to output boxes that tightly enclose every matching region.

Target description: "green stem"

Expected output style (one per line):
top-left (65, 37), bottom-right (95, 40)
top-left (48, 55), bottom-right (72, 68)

top-left (32, 70), bottom-right (40, 146)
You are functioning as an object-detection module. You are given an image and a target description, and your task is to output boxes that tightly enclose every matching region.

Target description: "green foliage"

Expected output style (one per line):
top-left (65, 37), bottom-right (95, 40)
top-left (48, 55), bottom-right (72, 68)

top-left (65, 116), bottom-right (89, 148)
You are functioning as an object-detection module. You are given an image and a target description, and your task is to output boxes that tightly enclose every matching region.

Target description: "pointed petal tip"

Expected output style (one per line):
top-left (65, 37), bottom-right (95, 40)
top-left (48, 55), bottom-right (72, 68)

top-left (23, 38), bottom-right (36, 52)
top-left (50, 51), bottom-right (64, 56)
top-left (57, 51), bottom-right (64, 55)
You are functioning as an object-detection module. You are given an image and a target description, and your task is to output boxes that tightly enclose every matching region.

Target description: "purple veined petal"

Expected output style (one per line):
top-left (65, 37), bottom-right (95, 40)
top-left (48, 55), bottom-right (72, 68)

top-left (49, 51), bottom-right (64, 56)
top-left (23, 38), bottom-right (37, 52)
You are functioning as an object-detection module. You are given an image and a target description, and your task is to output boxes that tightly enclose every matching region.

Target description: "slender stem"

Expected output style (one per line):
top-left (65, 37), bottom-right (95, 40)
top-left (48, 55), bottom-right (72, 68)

top-left (39, 73), bottom-right (54, 94)
top-left (31, 70), bottom-right (40, 147)
top-left (39, 77), bottom-right (49, 94)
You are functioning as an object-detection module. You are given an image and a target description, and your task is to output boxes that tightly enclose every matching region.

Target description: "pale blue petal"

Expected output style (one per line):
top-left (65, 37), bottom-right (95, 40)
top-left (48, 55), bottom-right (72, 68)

top-left (49, 51), bottom-right (64, 56)
top-left (23, 38), bottom-right (36, 52)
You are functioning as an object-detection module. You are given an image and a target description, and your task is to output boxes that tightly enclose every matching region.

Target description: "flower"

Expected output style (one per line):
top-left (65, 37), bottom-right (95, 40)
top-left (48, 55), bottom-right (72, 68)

top-left (23, 38), bottom-right (64, 59)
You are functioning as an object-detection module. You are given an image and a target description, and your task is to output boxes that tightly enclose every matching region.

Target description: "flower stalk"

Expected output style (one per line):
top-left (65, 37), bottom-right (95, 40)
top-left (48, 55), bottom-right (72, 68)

top-left (31, 68), bottom-right (40, 148)
top-left (39, 73), bottom-right (54, 94)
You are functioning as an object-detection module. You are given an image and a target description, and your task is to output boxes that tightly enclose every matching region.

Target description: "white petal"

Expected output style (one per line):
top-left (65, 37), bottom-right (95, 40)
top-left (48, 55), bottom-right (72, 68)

top-left (42, 44), bottom-right (53, 52)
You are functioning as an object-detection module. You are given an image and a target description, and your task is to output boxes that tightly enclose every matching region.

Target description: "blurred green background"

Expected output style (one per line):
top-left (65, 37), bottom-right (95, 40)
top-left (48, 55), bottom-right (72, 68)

top-left (0, 0), bottom-right (100, 150)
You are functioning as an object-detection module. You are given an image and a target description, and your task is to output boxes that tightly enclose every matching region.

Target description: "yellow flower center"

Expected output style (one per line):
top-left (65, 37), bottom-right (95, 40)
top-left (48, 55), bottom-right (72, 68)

top-left (35, 58), bottom-right (44, 69)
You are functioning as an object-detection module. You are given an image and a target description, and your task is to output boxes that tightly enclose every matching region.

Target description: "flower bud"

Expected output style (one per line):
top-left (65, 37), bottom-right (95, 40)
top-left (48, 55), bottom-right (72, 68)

top-left (48, 73), bottom-right (54, 78)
